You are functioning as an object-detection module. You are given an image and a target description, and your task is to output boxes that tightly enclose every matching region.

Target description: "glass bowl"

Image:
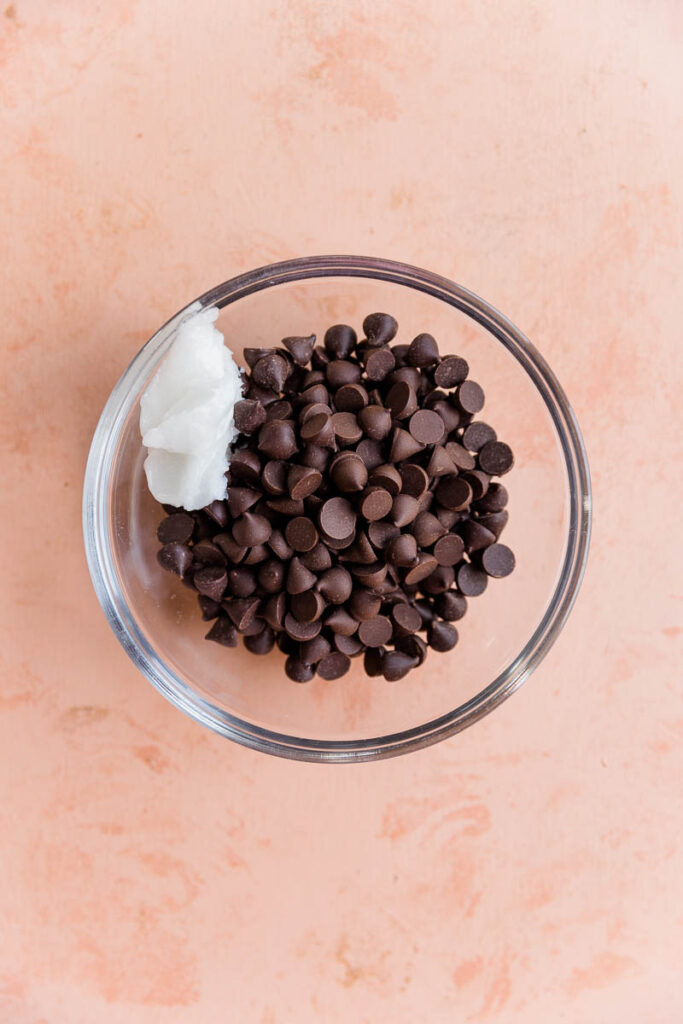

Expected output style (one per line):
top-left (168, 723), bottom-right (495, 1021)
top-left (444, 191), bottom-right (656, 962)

top-left (83, 256), bottom-right (591, 762)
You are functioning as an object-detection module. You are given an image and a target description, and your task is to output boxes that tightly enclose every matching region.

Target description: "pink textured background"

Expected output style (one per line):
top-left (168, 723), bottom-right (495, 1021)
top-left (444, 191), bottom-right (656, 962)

top-left (1, 2), bottom-right (682, 1021)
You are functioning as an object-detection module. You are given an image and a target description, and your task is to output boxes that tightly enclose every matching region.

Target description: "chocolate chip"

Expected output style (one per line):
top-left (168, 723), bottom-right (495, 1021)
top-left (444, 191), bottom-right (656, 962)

top-left (481, 543), bottom-right (515, 577)
top-left (435, 476), bottom-right (473, 511)
top-left (334, 634), bottom-right (363, 657)
top-left (157, 512), bottom-right (194, 545)
top-left (478, 440), bottom-right (514, 476)
top-left (356, 439), bottom-right (384, 469)
top-left (261, 459), bottom-right (287, 495)
top-left (455, 562), bottom-right (488, 596)
top-left (299, 384), bottom-right (330, 408)
top-left (214, 533), bottom-right (247, 563)
top-left (258, 419), bottom-right (298, 459)
top-left (407, 333), bottom-right (439, 367)
top-left (456, 380), bottom-right (485, 415)
top-left (358, 405), bottom-right (392, 440)
top-left (244, 627), bottom-right (275, 655)
top-left (386, 533), bottom-right (418, 566)
top-left (300, 635), bottom-right (332, 664)
top-left (287, 465), bottom-right (322, 501)
top-left (301, 542), bottom-right (333, 572)
top-left (198, 595), bottom-right (221, 620)
top-left (363, 312), bottom-right (398, 347)
top-left (243, 544), bottom-right (269, 565)
top-left (285, 657), bottom-right (315, 682)
top-left (391, 603), bottom-right (422, 636)
top-left (430, 399), bottom-right (462, 434)
top-left (228, 449), bottom-right (262, 486)
top-left (224, 596), bottom-right (260, 631)
top-left (226, 486), bottom-right (261, 518)
top-left (265, 399), bottom-right (294, 422)
top-left (282, 334), bottom-right (316, 366)
top-left (257, 559), bottom-right (285, 593)
top-left (412, 512), bottom-right (447, 548)
top-left (445, 442), bottom-right (476, 471)
top-left (364, 647), bottom-right (385, 676)
top-left (421, 565), bottom-right (455, 595)
top-left (284, 614), bottom-right (322, 642)
top-left (232, 512), bottom-right (272, 547)
top-left (227, 567), bottom-right (257, 597)
top-left (317, 566), bottom-right (353, 604)
top-left (399, 463), bottom-right (429, 497)
top-left (158, 542), bottom-right (193, 578)
top-left (325, 607), bottom-right (358, 635)
top-left (324, 324), bottom-right (357, 359)
top-left (409, 409), bottom-right (445, 445)
top-left (234, 399), bottom-right (266, 434)
top-left (360, 487), bottom-right (393, 522)
top-left (351, 562), bottom-right (388, 590)
top-left (203, 500), bottom-right (229, 527)
top-left (433, 534), bottom-right (466, 565)
top-left (426, 445), bottom-right (456, 478)
top-left (331, 453), bottom-right (368, 493)
top-left (367, 521), bottom-right (400, 550)
top-left (262, 592), bottom-right (287, 630)
top-left (389, 427), bottom-right (424, 462)
top-left (390, 366), bottom-right (423, 392)
top-left (265, 496), bottom-right (305, 516)
top-left (460, 520), bottom-right (496, 554)
top-left (434, 590), bottom-right (467, 621)
top-left (460, 470), bottom-right (490, 501)
top-left (435, 506), bottom-right (458, 530)
top-left (365, 346), bottom-right (396, 381)
top-left (331, 411), bottom-right (362, 445)
top-left (301, 444), bottom-right (330, 471)
top-left (286, 557), bottom-right (317, 595)
top-left (428, 621), bottom-right (458, 652)
top-left (395, 633), bottom-right (428, 665)
top-left (252, 353), bottom-right (289, 391)
top-left (317, 652), bottom-right (351, 679)
top-left (462, 421), bottom-right (497, 451)
top-left (205, 617), bottom-right (239, 647)
top-left (334, 383), bottom-right (369, 412)
top-left (290, 590), bottom-right (326, 623)
top-left (358, 615), bottom-right (392, 647)
top-left (343, 531), bottom-right (375, 564)
top-left (434, 356), bottom-right (469, 388)
top-left (477, 510), bottom-right (509, 539)
top-left (244, 347), bottom-right (271, 369)
top-left (383, 650), bottom-right (418, 681)
top-left (326, 360), bottom-right (361, 390)
top-left (267, 529), bottom-right (293, 561)
top-left (404, 554), bottom-right (439, 585)
top-left (391, 494), bottom-right (420, 527)
top-left (369, 464), bottom-right (402, 496)
top-left (319, 497), bottom-right (357, 540)
top-left (386, 381), bottom-right (418, 419)
top-left (285, 516), bottom-right (319, 553)
top-left (474, 482), bottom-right (508, 512)
top-left (348, 589), bottom-right (382, 621)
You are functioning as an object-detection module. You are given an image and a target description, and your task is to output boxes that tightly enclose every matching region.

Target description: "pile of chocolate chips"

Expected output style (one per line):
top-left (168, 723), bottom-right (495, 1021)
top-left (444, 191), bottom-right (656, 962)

top-left (156, 313), bottom-right (515, 682)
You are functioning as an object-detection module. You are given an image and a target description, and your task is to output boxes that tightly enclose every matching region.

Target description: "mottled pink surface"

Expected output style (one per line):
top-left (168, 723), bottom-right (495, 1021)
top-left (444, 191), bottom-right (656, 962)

top-left (1, 2), bottom-right (682, 1021)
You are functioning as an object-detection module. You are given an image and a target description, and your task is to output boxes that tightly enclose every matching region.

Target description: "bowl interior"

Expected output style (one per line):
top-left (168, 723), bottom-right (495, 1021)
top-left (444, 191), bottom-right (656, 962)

top-left (107, 272), bottom-right (571, 748)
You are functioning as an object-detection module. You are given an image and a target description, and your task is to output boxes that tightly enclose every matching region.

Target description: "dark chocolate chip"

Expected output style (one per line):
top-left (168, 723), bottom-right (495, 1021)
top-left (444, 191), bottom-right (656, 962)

top-left (356, 439), bottom-right (384, 470)
top-left (391, 603), bottom-right (422, 636)
top-left (456, 380), bottom-right (485, 415)
top-left (348, 589), bottom-right (382, 621)
top-left (284, 613), bottom-right (322, 642)
top-left (406, 333), bottom-right (439, 367)
top-left (265, 399), bottom-right (293, 422)
top-left (252, 353), bottom-right (289, 391)
top-left (331, 411), bottom-right (362, 445)
top-left (245, 627), bottom-right (275, 655)
top-left (430, 399), bottom-right (462, 434)
top-left (462, 421), bottom-right (497, 451)
top-left (158, 542), bottom-right (193, 578)
top-left (157, 513), bottom-right (194, 545)
top-left (285, 516), bottom-right (319, 553)
top-left (301, 542), bottom-right (333, 572)
top-left (478, 441), bottom-right (514, 476)
top-left (290, 590), bottom-right (326, 623)
top-left (257, 559), bottom-right (286, 594)
top-left (317, 652), bottom-right (351, 679)
top-left (334, 634), bottom-right (363, 657)
top-left (243, 544), bottom-right (269, 565)
top-left (480, 543), bottom-right (515, 578)
top-left (214, 533), bottom-right (248, 563)
top-left (426, 445), bottom-right (456, 478)
top-left (331, 453), bottom-right (368, 493)
top-left (383, 650), bottom-right (418, 681)
top-left (317, 566), bottom-right (353, 604)
top-left (227, 567), bottom-right (257, 597)
top-left (261, 459), bottom-right (288, 495)
top-left (224, 596), bottom-right (260, 631)
top-left (455, 562), bottom-right (488, 596)
top-left (367, 521), bottom-right (401, 550)
top-left (399, 463), bottom-right (429, 497)
top-left (198, 594), bottom-right (221, 620)
top-left (360, 487), bottom-right (393, 522)
top-left (326, 360), bottom-right (361, 389)
top-left (474, 483), bottom-right (508, 512)
top-left (192, 540), bottom-right (226, 565)
top-left (324, 324), bottom-right (357, 359)
top-left (434, 356), bottom-right (469, 388)
top-left (285, 657), bottom-right (315, 682)
top-left (460, 470), bottom-right (490, 501)
top-left (476, 510), bottom-right (509, 539)
top-left (319, 497), bottom-right (357, 540)
top-left (386, 533), bottom-right (418, 566)
top-left (369, 464), bottom-right (402, 496)
top-left (459, 520), bottom-right (496, 553)
top-left (234, 399), bottom-right (266, 434)
top-left (389, 427), bottom-right (424, 462)
top-left (435, 476), bottom-right (473, 511)
top-left (364, 647), bottom-right (385, 676)
top-left (404, 554), bottom-right (439, 585)
top-left (386, 381), bottom-right (418, 419)
top-left (334, 383), bottom-right (369, 413)
top-left (300, 635), bottom-right (332, 664)
top-left (262, 592), bottom-right (287, 630)
top-left (232, 512), bottom-right (272, 547)
top-left (358, 615), bottom-right (393, 647)
top-left (258, 419), bottom-right (298, 459)
top-left (205, 617), bottom-right (239, 647)
top-left (365, 346), bottom-right (396, 381)
top-left (286, 557), bottom-right (317, 595)
top-left (287, 465), bottom-right (322, 501)
top-left (358, 405), bottom-right (392, 440)
top-left (325, 607), bottom-right (359, 636)
top-left (226, 486), bottom-right (261, 518)
top-left (412, 511), bottom-right (447, 548)
top-left (427, 621), bottom-right (458, 652)
top-left (434, 590), bottom-right (468, 621)
top-left (282, 334), bottom-right (316, 366)
top-left (228, 449), bottom-right (262, 485)
top-left (433, 533), bottom-right (466, 565)
top-left (391, 493), bottom-right (420, 527)
top-left (203, 500), bottom-right (229, 527)
top-left (445, 441), bottom-right (476, 471)
top-left (421, 565), bottom-right (455, 595)
top-left (268, 529), bottom-right (294, 561)
top-left (363, 312), bottom-right (398, 347)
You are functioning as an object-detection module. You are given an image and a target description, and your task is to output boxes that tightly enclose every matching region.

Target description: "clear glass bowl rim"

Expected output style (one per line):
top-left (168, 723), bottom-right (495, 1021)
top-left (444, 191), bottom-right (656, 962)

top-left (83, 255), bottom-right (592, 763)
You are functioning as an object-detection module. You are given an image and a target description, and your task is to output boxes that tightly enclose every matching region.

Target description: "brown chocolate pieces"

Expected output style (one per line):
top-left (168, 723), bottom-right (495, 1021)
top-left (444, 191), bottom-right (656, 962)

top-left (155, 309), bottom-right (515, 683)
